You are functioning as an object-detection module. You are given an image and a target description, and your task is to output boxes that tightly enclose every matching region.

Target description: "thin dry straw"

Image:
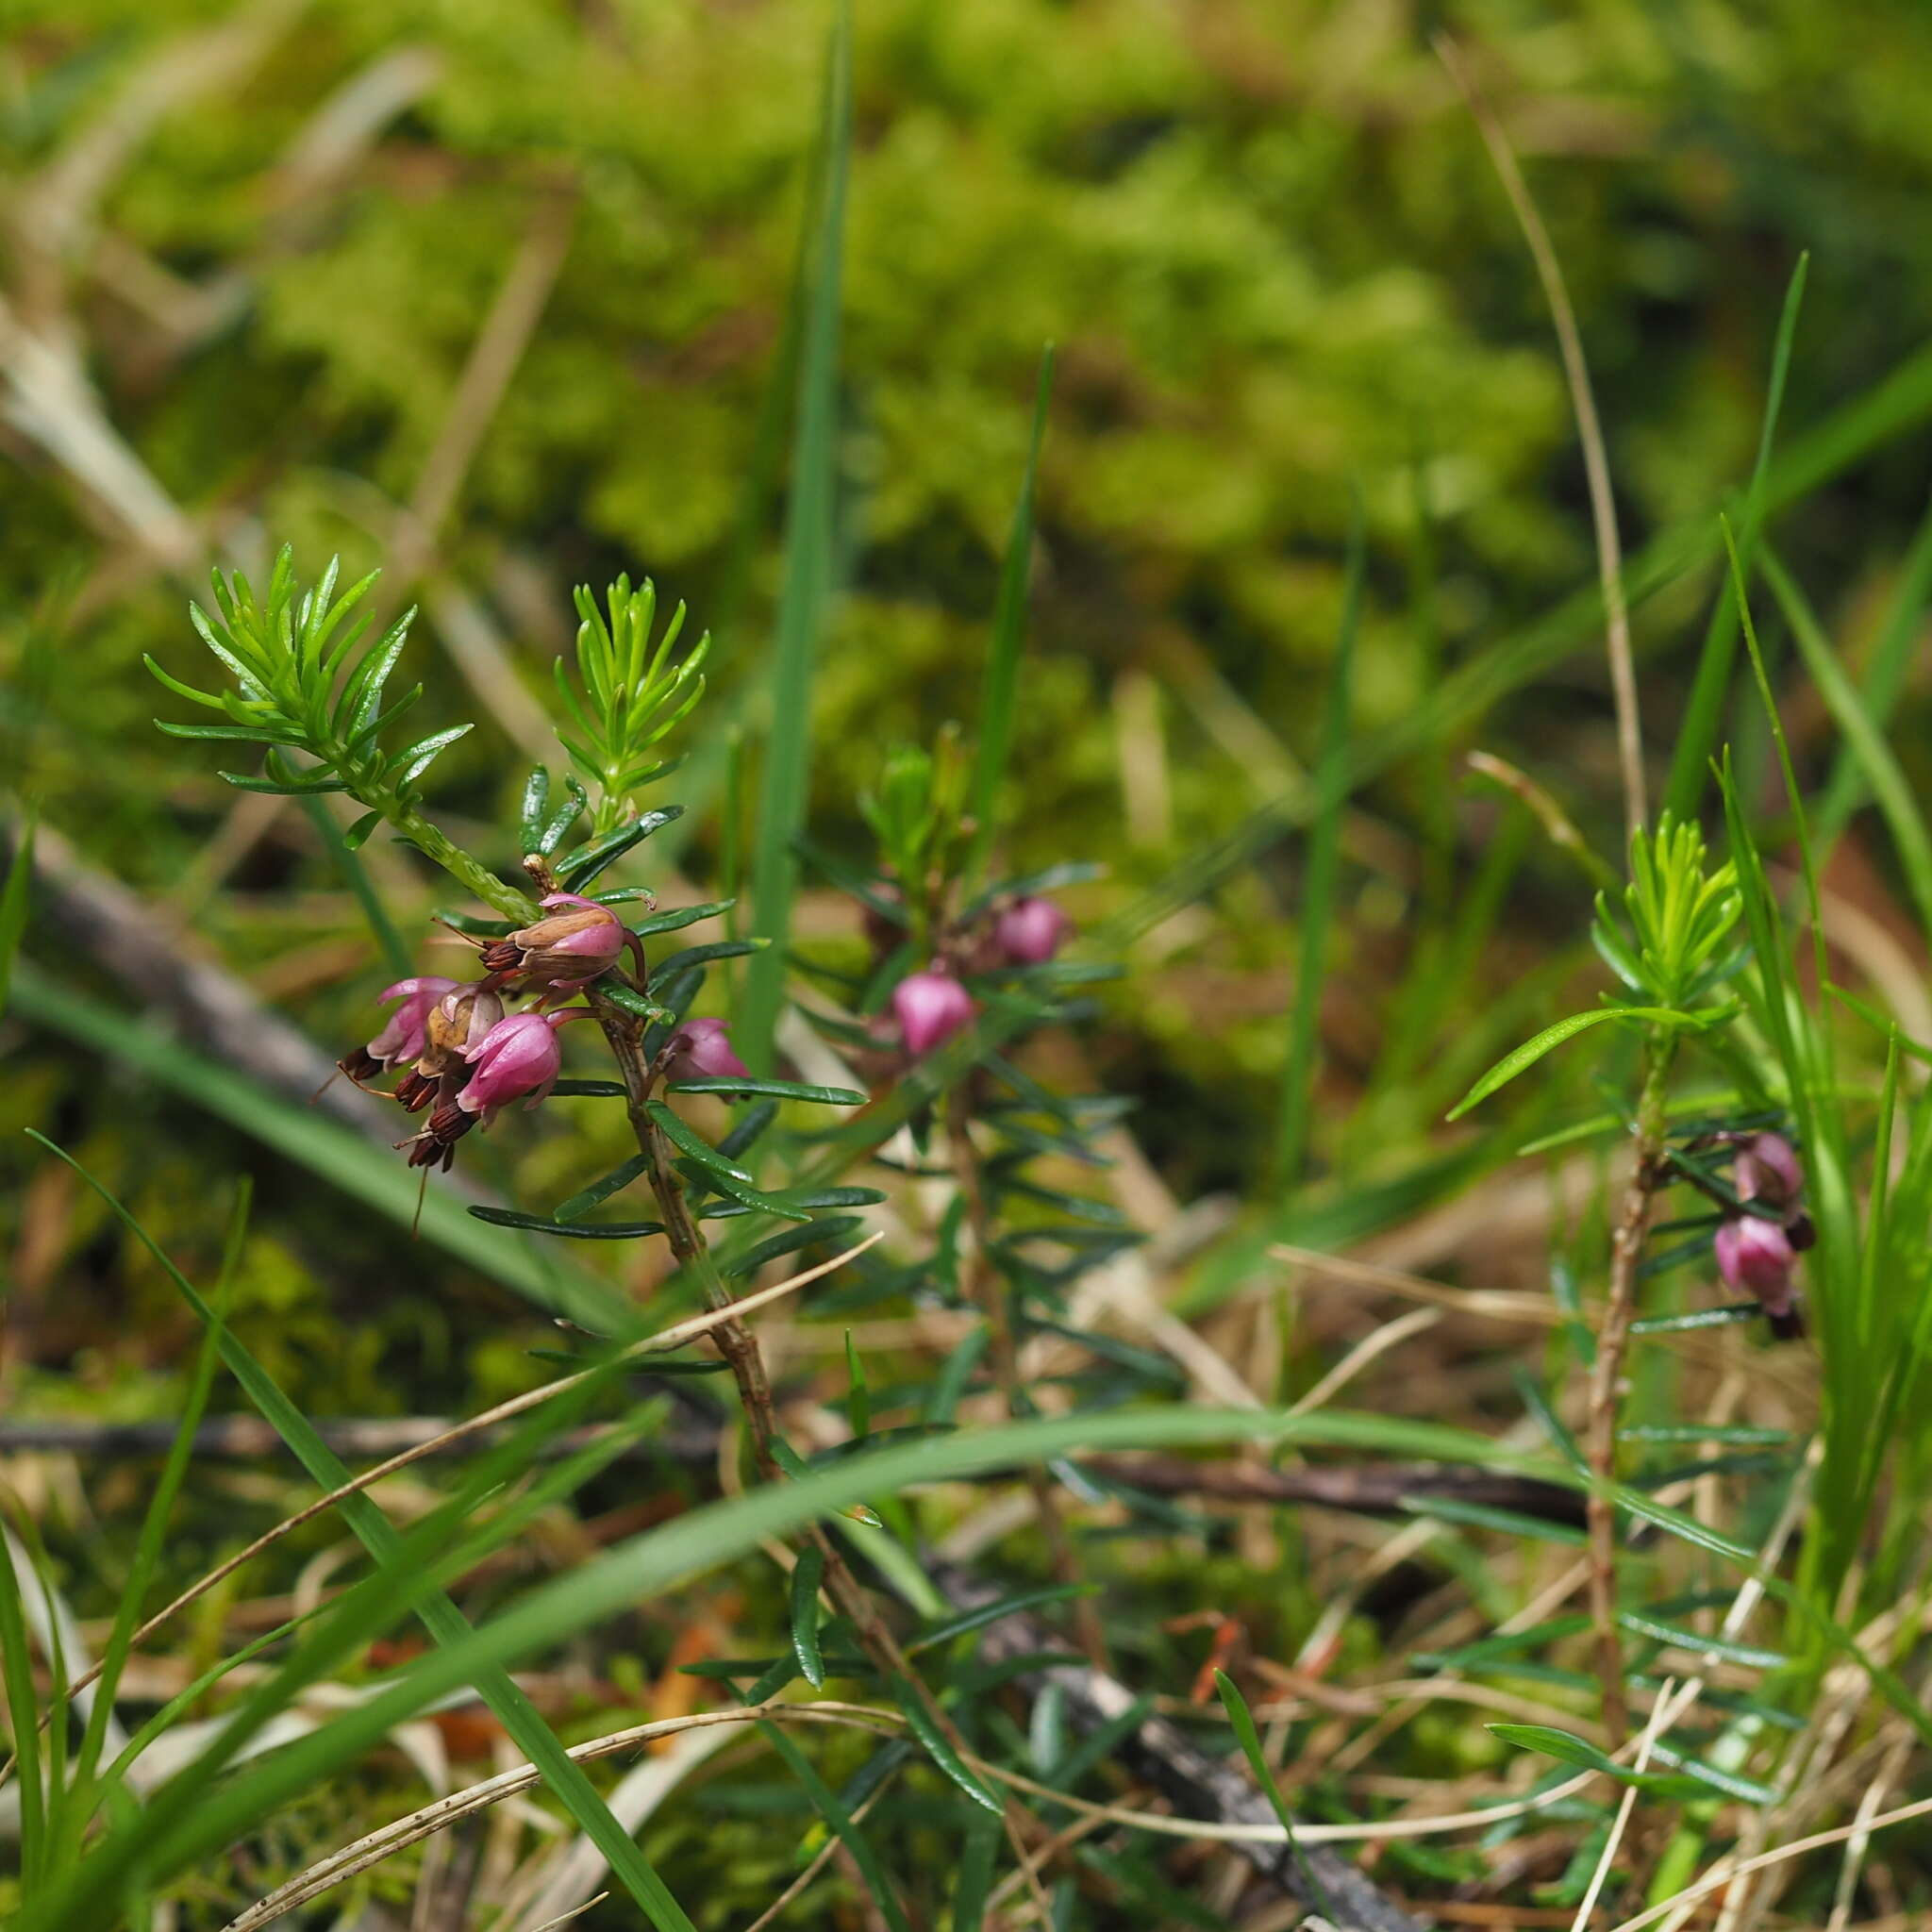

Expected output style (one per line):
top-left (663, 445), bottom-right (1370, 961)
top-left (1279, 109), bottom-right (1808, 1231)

top-left (1434, 32), bottom-right (1643, 842)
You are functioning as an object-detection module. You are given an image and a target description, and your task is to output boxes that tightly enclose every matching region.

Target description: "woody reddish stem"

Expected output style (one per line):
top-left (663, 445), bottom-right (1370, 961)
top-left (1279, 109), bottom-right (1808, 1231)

top-left (1584, 1038), bottom-right (1674, 1747)
top-left (947, 1090), bottom-right (1109, 1672)
top-left (580, 962), bottom-right (1053, 1923)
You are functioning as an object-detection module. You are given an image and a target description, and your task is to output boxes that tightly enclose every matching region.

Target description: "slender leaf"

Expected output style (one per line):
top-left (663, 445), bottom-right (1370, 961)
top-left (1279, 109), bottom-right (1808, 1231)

top-left (555, 1154), bottom-right (653, 1224)
top-left (1448, 1007), bottom-right (1710, 1121)
top-left (631, 897), bottom-right (734, 939)
top-left (0, 814), bottom-right (34, 1021)
top-left (469, 1205), bottom-right (666, 1241)
top-left (1663, 253), bottom-right (1808, 818)
top-left (1487, 1724), bottom-right (1707, 1801)
top-left (598, 981), bottom-right (676, 1024)
top-left (666, 1076), bottom-right (864, 1105)
top-left (757, 1719), bottom-right (912, 1932)
top-left (964, 345), bottom-right (1055, 883)
top-left (907, 1583), bottom-right (1096, 1657)
top-left (26, 1138), bottom-right (700, 1932)
top-left (1213, 1670), bottom-right (1339, 1921)
top-left (553, 807), bottom-right (685, 890)
top-left (1817, 481), bottom-right (1932, 842)
top-left (895, 1685), bottom-right (1002, 1815)
top-left (65, 1187), bottom-right (242, 1845)
top-left (1277, 494), bottom-right (1362, 1187)
top-left (1761, 542), bottom-right (1932, 942)
top-left (0, 1512), bottom-right (45, 1886)
top-left (951, 1814), bottom-right (1003, 1932)
top-left (1616, 1610), bottom-right (1786, 1670)
top-left (644, 1100), bottom-right (754, 1180)
top-left (739, 3), bottom-right (851, 1071)
top-left (790, 1545), bottom-right (827, 1689)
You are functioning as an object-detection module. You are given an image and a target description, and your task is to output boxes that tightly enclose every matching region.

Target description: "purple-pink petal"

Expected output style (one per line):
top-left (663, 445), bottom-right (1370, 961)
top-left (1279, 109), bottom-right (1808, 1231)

top-left (458, 1010), bottom-right (565, 1114)
top-left (893, 969), bottom-right (976, 1056)
top-left (994, 897), bottom-right (1072, 966)
top-left (669, 1016), bottom-right (750, 1080)
top-left (1715, 1214), bottom-right (1796, 1307)
top-left (1734, 1131), bottom-right (1803, 1208)
top-left (367, 975), bottom-right (459, 1065)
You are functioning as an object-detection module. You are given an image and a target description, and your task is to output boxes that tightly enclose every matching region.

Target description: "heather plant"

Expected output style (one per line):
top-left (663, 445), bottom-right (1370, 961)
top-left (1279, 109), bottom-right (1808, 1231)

top-left (16, 6), bottom-right (1932, 1930)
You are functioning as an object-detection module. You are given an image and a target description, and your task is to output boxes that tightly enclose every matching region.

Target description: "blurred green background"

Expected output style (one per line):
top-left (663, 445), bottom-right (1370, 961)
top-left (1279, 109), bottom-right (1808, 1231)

top-left (8, 0), bottom-right (1932, 1375)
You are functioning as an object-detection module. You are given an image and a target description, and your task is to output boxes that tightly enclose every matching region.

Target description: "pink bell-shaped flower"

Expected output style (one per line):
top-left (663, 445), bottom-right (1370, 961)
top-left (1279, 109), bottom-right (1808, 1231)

top-left (341, 976), bottom-right (458, 1086)
top-left (393, 979), bottom-right (507, 1113)
top-left (892, 968), bottom-right (975, 1056)
top-left (1733, 1131), bottom-right (1803, 1209)
top-left (666, 1016), bottom-right (751, 1082)
top-left (457, 1008), bottom-right (591, 1120)
top-left (1714, 1212), bottom-right (1802, 1338)
top-left (993, 897), bottom-right (1072, 966)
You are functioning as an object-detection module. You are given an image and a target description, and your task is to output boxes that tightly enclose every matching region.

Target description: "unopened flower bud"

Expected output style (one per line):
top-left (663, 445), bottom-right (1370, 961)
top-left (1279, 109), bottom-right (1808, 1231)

top-left (994, 896), bottom-right (1072, 966)
top-left (666, 1016), bottom-right (750, 1082)
top-left (479, 893), bottom-right (625, 989)
top-left (457, 1008), bottom-right (589, 1121)
top-left (1733, 1131), bottom-right (1803, 1209)
top-left (892, 968), bottom-right (975, 1056)
top-left (1715, 1212), bottom-right (1798, 1319)
top-left (340, 975), bottom-right (458, 1086)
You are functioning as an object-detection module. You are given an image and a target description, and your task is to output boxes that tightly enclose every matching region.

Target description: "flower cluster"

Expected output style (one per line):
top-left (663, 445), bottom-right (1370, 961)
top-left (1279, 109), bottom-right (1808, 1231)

top-left (337, 891), bottom-right (742, 1174)
top-left (339, 972), bottom-right (583, 1171)
top-left (1711, 1130), bottom-right (1810, 1339)
top-left (883, 895), bottom-right (1074, 1059)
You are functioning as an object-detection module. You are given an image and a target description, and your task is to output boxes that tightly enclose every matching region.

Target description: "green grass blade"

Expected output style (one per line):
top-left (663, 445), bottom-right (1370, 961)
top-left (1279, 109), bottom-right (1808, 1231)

top-left (1663, 253), bottom-right (1807, 820)
top-left (67, 1390), bottom-right (645, 1927)
top-left (0, 1512), bottom-right (47, 1890)
top-left (738, 1), bottom-right (851, 1072)
top-left (100, 1609), bottom-right (322, 1793)
top-left (1760, 541), bottom-right (1932, 943)
top-left (950, 1813), bottom-right (1003, 1932)
top-left (1815, 482), bottom-right (1932, 845)
top-left (0, 812), bottom-right (34, 1022)
top-left (964, 345), bottom-right (1055, 886)
top-left (25, 1136), bottom-right (701, 1932)
top-left (42, 1399), bottom-right (1932, 1916)
top-left (758, 1718), bottom-right (913, 1932)
top-left (1487, 1723), bottom-right (1706, 1801)
top-left (63, 1185), bottom-right (245, 1850)
top-left (1447, 1007), bottom-right (1706, 1121)
top-left (1722, 518), bottom-right (1826, 992)
top-left (1274, 496), bottom-right (1361, 1189)
top-left (1213, 1670), bottom-right (1339, 1920)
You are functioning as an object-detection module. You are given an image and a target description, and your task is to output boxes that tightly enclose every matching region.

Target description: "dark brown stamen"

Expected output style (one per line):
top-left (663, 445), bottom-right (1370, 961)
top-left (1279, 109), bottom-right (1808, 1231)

top-left (393, 1070), bottom-right (437, 1112)
top-left (338, 1046), bottom-right (386, 1089)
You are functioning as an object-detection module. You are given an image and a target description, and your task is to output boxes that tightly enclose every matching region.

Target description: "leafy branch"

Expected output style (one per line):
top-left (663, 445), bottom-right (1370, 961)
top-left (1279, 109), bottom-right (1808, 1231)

top-left (147, 548), bottom-right (531, 922)
top-left (557, 576), bottom-right (710, 835)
